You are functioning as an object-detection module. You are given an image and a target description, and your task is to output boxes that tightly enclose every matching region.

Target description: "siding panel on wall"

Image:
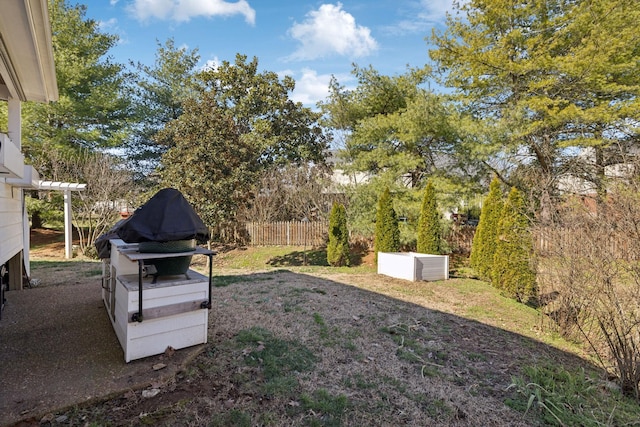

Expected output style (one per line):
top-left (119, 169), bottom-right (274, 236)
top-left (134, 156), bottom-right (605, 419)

top-left (0, 182), bottom-right (23, 265)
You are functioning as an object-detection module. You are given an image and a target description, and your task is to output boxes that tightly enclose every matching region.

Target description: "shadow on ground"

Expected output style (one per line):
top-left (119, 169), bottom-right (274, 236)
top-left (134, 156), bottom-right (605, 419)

top-left (267, 247), bottom-right (369, 267)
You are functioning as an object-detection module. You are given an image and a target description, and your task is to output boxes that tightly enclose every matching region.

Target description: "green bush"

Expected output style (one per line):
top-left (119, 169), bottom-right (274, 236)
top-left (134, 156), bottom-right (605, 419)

top-left (327, 203), bottom-right (350, 267)
top-left (417, 180), bottom-right (441, 254)
top-left (492, 187), bottom-right (536, 302)
top-left (374, 187), bottom-right (400, 262)
top-left (470, 177), bottom-right (503, 281)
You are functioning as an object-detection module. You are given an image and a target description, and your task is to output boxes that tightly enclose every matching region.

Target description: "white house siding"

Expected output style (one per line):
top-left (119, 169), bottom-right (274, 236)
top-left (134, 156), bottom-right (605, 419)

top-left (0, 181), bottom-right (24, 268)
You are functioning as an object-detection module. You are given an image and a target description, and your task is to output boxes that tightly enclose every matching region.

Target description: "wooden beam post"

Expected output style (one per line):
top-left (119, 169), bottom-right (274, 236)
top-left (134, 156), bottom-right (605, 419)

top-left (64, 189), bottom-right (72, 259)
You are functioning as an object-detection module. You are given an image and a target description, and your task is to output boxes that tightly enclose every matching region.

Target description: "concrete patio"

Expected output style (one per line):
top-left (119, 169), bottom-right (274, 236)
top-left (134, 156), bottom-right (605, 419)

top-left (0, 279), bottom-right (203, 426)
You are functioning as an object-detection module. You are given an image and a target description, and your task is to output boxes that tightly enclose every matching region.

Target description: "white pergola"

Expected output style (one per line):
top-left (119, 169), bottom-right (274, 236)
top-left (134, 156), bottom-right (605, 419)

top-left (38, 181), bottom-right (87, 259)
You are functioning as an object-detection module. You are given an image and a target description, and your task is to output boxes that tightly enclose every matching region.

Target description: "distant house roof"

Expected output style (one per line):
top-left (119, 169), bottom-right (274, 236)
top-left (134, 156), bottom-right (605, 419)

top-left (0, 0), bottom-right (58, 103)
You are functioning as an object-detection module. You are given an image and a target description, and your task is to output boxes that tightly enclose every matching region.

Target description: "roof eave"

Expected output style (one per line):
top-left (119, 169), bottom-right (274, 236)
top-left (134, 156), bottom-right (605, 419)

top-left (0, 0), bottom-right (58, 103)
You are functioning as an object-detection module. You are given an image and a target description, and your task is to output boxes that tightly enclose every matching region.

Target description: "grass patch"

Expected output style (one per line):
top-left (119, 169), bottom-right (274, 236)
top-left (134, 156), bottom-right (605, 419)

top-left (268, 249), bottom-right (330, 267)
top-left (213, 274), bottom-right (276, 287)
top-left (300, 389), bottom-right (349, 427)
top-left (312, 312), bottom-right (345, 347)
top-left (215, 247), bottom-right (307, 269)
top-left (289, 287), bottom-right (327, 296)
top-left (81, 268), bottom-right (103, 277)
top-left (31, 260), bottom-right (74, 269)
top-left (343, 373), bottom-right (377, 390)
top-left (29, 259), bottom-right (103, 286)
top-left (210, 409), bottom-right (252, 427)
top-left (506, 365), bottom-right (640, 426)
top-left (235, 327), bottom-right (318, 398)
top-left (381, 322), bottom-right (447, 377)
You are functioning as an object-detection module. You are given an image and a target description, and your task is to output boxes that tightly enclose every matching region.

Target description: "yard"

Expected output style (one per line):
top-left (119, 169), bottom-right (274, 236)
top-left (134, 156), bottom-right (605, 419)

top-left (20, 229), bottom-right (640, 426)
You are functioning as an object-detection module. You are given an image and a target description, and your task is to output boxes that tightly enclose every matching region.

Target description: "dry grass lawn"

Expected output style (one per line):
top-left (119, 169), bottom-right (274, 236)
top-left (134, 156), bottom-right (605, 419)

top-left (24, 229), bottom-right (639, 426)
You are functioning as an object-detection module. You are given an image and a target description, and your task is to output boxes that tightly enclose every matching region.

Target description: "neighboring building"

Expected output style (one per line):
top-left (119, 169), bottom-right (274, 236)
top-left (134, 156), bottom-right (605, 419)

top-left (325, 150), bottom-right (372, 192)
top-left (557, 147), bottom-right (639, 211)
top-left (0, 1), bottom-right (58, 293)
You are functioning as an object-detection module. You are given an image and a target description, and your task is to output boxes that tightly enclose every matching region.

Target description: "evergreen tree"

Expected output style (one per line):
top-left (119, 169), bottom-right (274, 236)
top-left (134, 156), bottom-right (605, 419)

top-left (431, 0), bottom-right (640, 217)
top-left (374, 188), bottom-right (400, 262)
top-left (23, 0), bottom-right (131, 176)
top-left (492, 187), bottom-right (536, 302)
top-left (417, 180), bottom-right (441, 254)
top-left (470, 177), bottom-right (503, 281)
top-left (327, 203), bottom-right (350, 267)
top-left (128, 38), bottom-right (201, 180)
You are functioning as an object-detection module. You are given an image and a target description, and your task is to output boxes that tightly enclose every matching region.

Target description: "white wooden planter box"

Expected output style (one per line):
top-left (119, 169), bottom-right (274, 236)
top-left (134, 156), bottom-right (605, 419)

top-left (113, 272), bottom-right (209, 362)
top-left (102, 239), bottom-right (211, 362)
top-left (377, 252), bottom-right (449, 281)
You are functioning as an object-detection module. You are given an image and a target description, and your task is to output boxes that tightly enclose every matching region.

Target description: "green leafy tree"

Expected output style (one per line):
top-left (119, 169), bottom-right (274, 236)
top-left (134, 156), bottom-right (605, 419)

top-left (327, 203), bottom-right (350, 267)
top-left (492, 187), bottom-right (536, 302)
top-left (158, 97), bottom-right (256, 242)
top-left (430, 0), bottom-right (640, 219)
top-left (470, 177), bottom-right (504, 281)
top-left (417, 180), bottom-right (441, 254)
top-left (320, 65), bottom-right (477, 243)
top-left (127, 38), bottom-right (201, 180)
top-left (320, 65), bottom-right (463, 186)
top-left (374, 188), bottom-right (400, 261)
top-left (23, 0), bottom-right (131, 176)
top-left (197, 54), bottom-right (328, 168)
top-left (158, 55), bottom-right (328, 241)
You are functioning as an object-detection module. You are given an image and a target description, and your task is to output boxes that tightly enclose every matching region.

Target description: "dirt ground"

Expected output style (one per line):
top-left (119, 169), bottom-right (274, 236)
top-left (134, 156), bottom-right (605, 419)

top-left (3, 229), bottom-right (598, 426)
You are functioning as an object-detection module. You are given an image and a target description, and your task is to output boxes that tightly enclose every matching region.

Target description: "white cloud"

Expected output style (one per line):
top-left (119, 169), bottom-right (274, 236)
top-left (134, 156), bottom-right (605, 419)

top-left (96, 17), bottom-right (130, 46)
top-left (287, 3), bottom-right (377, 61)
top-left (279, 68), bottom-right (354, 108)
top-left (288, 68), bottom-right (332, 106)
top-left (383, 0), bottom-right (458, 36)
top-left (201, 56), bottom-right (220, 72)
top-left (98, 17), bottom-right (119, 31)
top-left (127, 0), bottom-right (256, 25)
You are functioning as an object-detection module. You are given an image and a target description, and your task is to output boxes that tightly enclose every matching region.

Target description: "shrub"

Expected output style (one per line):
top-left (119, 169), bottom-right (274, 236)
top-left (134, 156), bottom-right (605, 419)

top-left (327, 203), bottom-right (350, 266)
top-left (374, 187), bottom-right (400, 262)
top-left (417, 180), bottom-right (441, 254)
top-left (492, 187), bottom-right (536, 302)
top-left (536, 181), bottom-right (640, 399)
top-left (470, 177), bottom-right (504, 281)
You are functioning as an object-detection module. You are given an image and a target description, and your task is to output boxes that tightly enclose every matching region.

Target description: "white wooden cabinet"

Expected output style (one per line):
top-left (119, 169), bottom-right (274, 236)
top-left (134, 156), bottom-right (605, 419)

top-left (102, 239), bottom-right (213, 362)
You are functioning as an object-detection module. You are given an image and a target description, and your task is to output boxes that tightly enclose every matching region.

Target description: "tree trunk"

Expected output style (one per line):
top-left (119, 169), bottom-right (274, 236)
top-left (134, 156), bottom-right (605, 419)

top-left (31, 211), bottom-right (43, 229)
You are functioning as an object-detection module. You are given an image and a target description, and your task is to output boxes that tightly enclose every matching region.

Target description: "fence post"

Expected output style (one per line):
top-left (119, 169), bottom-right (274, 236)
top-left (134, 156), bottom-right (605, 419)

top-left (286, 221), bottom-right (290, 246)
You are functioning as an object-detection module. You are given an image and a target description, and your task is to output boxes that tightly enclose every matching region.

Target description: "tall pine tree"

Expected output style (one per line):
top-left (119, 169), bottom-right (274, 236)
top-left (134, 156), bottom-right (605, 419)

top-left (327, 203), bottom-right (350, 267)
top-left (492, 187), bottom-right (536, 302)
top-left (470, 177), bottom-right (503, 281)
top-left (374, 187), bottom-right (400, 262)
top-left (23, 0), bottom-right (131, 176)
top-left (417, 181), bottom-right (441, 254)
top-left (431, 0), bottom-right (640, 218)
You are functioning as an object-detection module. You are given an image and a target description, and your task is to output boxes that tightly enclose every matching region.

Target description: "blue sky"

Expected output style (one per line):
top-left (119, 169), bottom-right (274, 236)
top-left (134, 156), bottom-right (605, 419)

top-left (84, 0), bottom-right (454, 107)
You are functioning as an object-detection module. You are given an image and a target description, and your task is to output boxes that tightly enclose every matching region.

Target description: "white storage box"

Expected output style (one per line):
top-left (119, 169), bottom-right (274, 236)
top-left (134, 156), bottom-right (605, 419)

top-left (113, 271), bottom-right (209, 362)
top-left (102, 239), bottom-right (214, 362)
top-left (378, 252), bottom-right (449, 282)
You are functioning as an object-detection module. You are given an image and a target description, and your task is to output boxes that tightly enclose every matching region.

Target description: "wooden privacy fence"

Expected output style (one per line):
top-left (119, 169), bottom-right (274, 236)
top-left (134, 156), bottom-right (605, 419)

top-left (244, 221), bottom-right (329, 246)
top-left (243, 221), bottom-right (479, 253)
top-left (445, 225), bottom-right (476, 254)
top-left (534, 227), bottom-right (640, 261)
